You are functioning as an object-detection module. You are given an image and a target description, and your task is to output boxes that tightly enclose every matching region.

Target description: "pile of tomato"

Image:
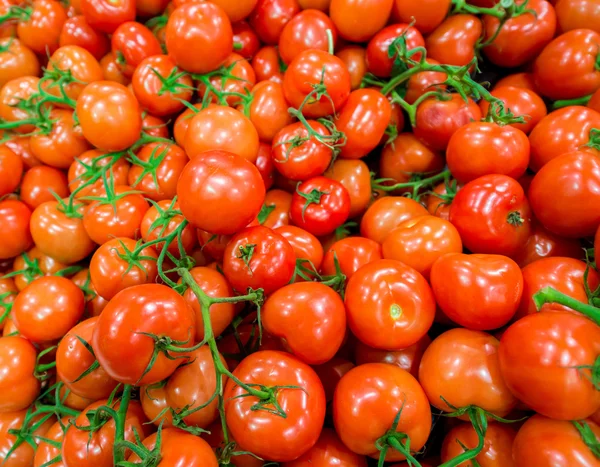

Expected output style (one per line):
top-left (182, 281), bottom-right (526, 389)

top-left (0, 0), bottom-right (600, 465)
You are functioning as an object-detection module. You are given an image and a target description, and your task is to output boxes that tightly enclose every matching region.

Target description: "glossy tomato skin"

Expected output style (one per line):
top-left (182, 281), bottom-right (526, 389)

top-left (177, 150), bottom-right (265, 235)
top-left (12, 276), bottom-right (85, 343)
top-left (426, 14), bottom-right (482, 66)
top-left (278, 10), bottom-right (337, 64)
top-left (0, 200), bottom-right (33, 260)
top-left (249, 0), bottom-right (301, 45)
top-left (528, 105), bottom-right (600, 171)
top-left (513, 415), bottom-right (600, 466)
top-left (431, 253), bottom-right (523, 330)
top-left (0, 146), bottom-right (22, 197)
top-left (513, 221), bottom-right (583, 267)
top-left (248, 81), bottom-right (294, 142)
top-left (91, 284), bottom-right (196, 386)
top-left (68, 150), bottom-right (130, 199)
top-left (329, 0), bottom-right (394, 43)
top-left (80, 0), bottom-right (136, 33)
top-left (224, 350), bottom-right (326, 462)
top-left (450, 174), bottom-right (532, 257)
top-left (290, 177), bottom-right (351, 236)
top-left (360, 197), bottom-right (428, 244)
top-left (499, 311), bottom-right (600, 420)
top-left (534, 28), bottom-right (600, 99)
top-left (529, 151), bottom-right (600, 237)
top-left (334, 89), bottom-right (392, 159)
top-left (336, 46), bottom-right (367, 90)
top-left (223, 225), bottom-right (296, 294)
top-left (556, 0), bottom-right (600, 33)
top-left (0, 38), bottom-right (40, 88)
top-left (17, 0), bottom-right (67, 55)
top-left (165, 2), bottom-right (233, 74)
top-left (446, 122), bottom-right (530, 183)
top-left (34, 417), bottom-right (70, 467)
top-left (263, 282), bottom-right (346, 364)
top-left (365, 24), bottom-right (424, 77)
top-left (419, 329), bottom-right (518, 415)
top-left (232, 21), bottom-right (261, 59)
top-left (12, 246), bottom-right (68, 291)
top-left (483, 0), bottom-right (557, 67)
top-left (276, 225), bottom-right (324, 269)
top-left (139, 199), bottom-right (197, 256)
top-left (345, 259), bottom-right (435, 350)
top-left (0, 336), bottom-right (39, 412)
top-left (0, 410), bottom-right (55, 467)
top-left (333, 363), bottom-right (431, 462)
top-left (59, 16), bottom-right (110, 60)
top-left (324, 159), bottom-right (372, 219)
top-left (111, 22), bottom-right (162, 78)
top-left (320, 236), bottom-right (382, 280)
top-left (281, 428), bottom-right (368, 467)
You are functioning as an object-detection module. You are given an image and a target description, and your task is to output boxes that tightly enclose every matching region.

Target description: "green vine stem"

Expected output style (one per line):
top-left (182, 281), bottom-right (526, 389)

top-left (532, 286), bottom-right (600, 325)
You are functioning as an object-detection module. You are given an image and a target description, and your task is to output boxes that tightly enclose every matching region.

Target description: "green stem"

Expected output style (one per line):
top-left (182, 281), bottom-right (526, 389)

top-left (552, 94), bottom-right (593, 110)
top-left (533, 287), bottom-right (600, 325)
top-left (113, 385), bottom-right (133, 465)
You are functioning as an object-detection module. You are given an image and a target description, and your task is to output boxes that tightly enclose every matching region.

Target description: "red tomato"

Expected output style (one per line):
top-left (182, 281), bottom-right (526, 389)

top-left (0, 336), bottom-right (39, 412)
top-left (279, 10), bottom-right (337, 64)
top-left (199, 52), bottom-right (256, 106)
top-left (450, 174), bottom-right (532, 257)
top-left (329, 0), bottom-right (394, 43)
top-left (276, 225), bottom-right (324, 269)
top-left (99, 51), bottom-right (130, 85)
top-left (556, 0), bottom-right (600, 33)
top-left (0, 38), bottom-right (40, 88)
top-left (34, 417), bottom-right (70, 467)
top-left (360, 197), bottom-right (428, 244)
top-left (0, 146), bottom-right (22, 197)
top-left (232, 21), bottom-right (261, 59)
top-left (494, 72), bottom-right (539, 92)
top-left (17, 0), bottom-right (67, 55)
top-left (252, 45), bottom-right (285, 82)
top-left (67, 150), bottom-right (130, 199)
top-left (499, 311), bottom-right (600, 420)
top-left (324, 159), bottom-right (372, 219)
top-left (312, 357), bottom-right (354, 402)
top-left (0, 200), bottom-right (33, 260)
top-left (333, 363), bottom-right (431, 462)
top-left (224, 350), bottom-right (326, 462)
top-left (335, 46), bottom-right (367, 90)
top-left (59, 16), bottom-right (110, 61)
top-left (365, 24), bottom-right (425, 78)
top-left (321, 236), bottom-right (382, 280)
top-left (1, 410), bottom-right (55, 467)
top-left (249, 0), bottom-right (300, 45)
top-left (247, 81), bottom-right (294, 142)
top-left (430, 253), bottom-right (523, 330)
top-left (513, 221), bottom-right (583, 267)
top-left (111, 21), bottom-right (162, 77)
top-left (426, 14), bottom-right (482, 66)
top-left (177, 150), bottom-right (265, 235)
top-left (393, 0), bottom-right (451, 33)
top-left (80, 0), bottom-right (135, 33)
top-left (11, 246), bottom-right (68, 291)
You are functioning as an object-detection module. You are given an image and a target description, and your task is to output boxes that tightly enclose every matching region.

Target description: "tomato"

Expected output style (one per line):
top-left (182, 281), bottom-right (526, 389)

top-left (172, 103), bottom-right (202, 146)
top-left (184, 105), bottom-right (259, 162)
top-left (62, 399), bottom-right (150, 466)
top-left (556, 0), bottom-right (600, 33)
top-left (224, 350), bottom-right (326, 462)
top-left (247, 81), bottom-right (294, 143)
top-left (499, 311), bottom-right (600, 420)
top-left (34, 417), bottom-right (70, 467)
top-left (12, 276), bottom-right (84, 343)
top-left (128, 428), bottom-right (218, 466)
top-left (11, 246), bottom-right (68, 291)
top-left (179, 266), bottom-right (235, 340)
top-left (141, 346), bottom-right (227, 429)
top-left (0, 336), bottom-right (39, 411)
top-left (483, 0), bottom-right (557, 67)
top-left (141, 114), bottom-right (169, 139)
top-left (0, 38), bottom-right (40, 88)
top-left (513, 221), bottom-right (583, 267)
top-left (329, 0), bottom-right (394, 43)
top-left (80, 0), bottom-right (136, 34)
top-left (252, 46), bottom-right (285, 83)
top-left (20, 166), bottom-right (68, 210)
top-left (0, 76), bottom-right (40, 134)
top-left (345, 259), bottom-right (435, 349)
top-left (135, 0), bottom-right (170, 16)
top-left (0, 146), bottom-right (22, 197)
top-left (249, 0), bottom-right (301, 45)
top-left (366, 24), bottom-right (424, 77)
top-left (127, 143), bottom-right (188, 201)
top-left (89, 237), bottom-right (158, 300)
top-left (92, 283), bottom-right (196, 385)
top-left (379, 133), bottom-right (445, 187)
top-left (100, 51), bottom-right (130, 85)
top-left (333, 363), bottom-right (431, 462)
top-left (324, 159), bottom-right (372, 219)
top-left (290, 176), bottom-right (351, 236)
top-left (494, 72), bottom-right (539, 91)
top-left (529, 151), bottom-right (600, 237)
top-left (282, 428), bottom-right (368, 467)
top-left (71, 268), bottom-right (108, 318)
top-left (232, 21), bottom-right (261, 59)
top-left (382, 216), bottom-right (462, 280)
top-left (0, 200), bottom-right (33, 260)
top-left (534, 29), bottom-right (600, 99)
top-left (441, 422), bottom-right (516, 467)
top-left (223, 225), bottom-right (296, 294)
top-left (426, 14), bottom-right (482, 66)
top-left (513, 415), bottom-right (600, 466)
top-left (334, 88), bottom-right (392, 159)
top-left (111, 21), bottom-right (161, 78)
top-left (263, 282), bottom-right (346, 364)
top-left (67, 150), bottom-right (130, 199)
top-left (414, 94), bottom-right (482, 150)
top-left (479, 86), bottom-right (547, 135)
top-left (517, 257), bottom-right (599, 320)
top-left (360, 197), bottom-right (428, 244)
top-left (177, 150), bottom-right (265, 235)
top-left (420, 329), bottom-right (517, 416)
top-left (450, 174), bottom-right (532, 257)
top-left (199, 53), bottom-right (256, 106)
top-left (393, 0), bottom-right (451, 34)
top-left (404, 58), bottom-right (447, 104)
top-left (166, 2), bottom-right (233, 73)
top-left (76, 81), bottom-right (142, 152)
top-left (278, 10), bottom-right (336, 64)
top-left (276, 225), bottom-right (324, 269)
top-left (30, 199), bottom-right (96, 264)
top-left (132, 55), bottom-right (193, 117)
top-left (354, 334), bottom-right (431, 378)
top-left (203, 422), bottom-right (263, 467)
top-left (335, 46), bottom-right (367, 90)
top-left (17, 0), bottom-right (67, 55)
top-left (59, 15), bottom-right (110, 61)
top-left (320, 236), bottom-right (382, 279)
top-left (0, 410), bottom-right (55, 467)
top-left (528, 106), bottom-right (600, 171)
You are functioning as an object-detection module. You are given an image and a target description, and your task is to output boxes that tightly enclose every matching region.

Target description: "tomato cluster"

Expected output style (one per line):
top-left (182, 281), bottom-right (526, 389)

top-left (1, 0), bottom-right (600, 465)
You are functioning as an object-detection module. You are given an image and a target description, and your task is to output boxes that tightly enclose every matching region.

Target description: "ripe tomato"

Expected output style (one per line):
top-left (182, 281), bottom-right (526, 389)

top-left (223, 225), bottom-right (296, 294)
top-left (0, 38), bottom-right (40, 88)
top-left (276, 225), bottom-right (324, 269)
top-left (71, 268), bottom-right (108, 317)
top-left (278, 10), bottom-right (337, 64)
top-left (0, 336), bottom-right (39, 412)
top-left (345, 259), bottom-right (435, 349)
top-left (321, 236), bottom-right (382, 279)
top-left (100, 51), bottom-right (130, 85)
top-left (111, 21), bottom-right (161, 78)
top-left (534, 28), bottom-right (600, 99)
top-left (392, 0), bottom-right (451, 33)
top-left (529, 151), bottom-right (600, 237)
top-left (336, 46), bottom-right (367, 90)
top-left (420, 328), bottom-right (518, 416)
top-left (494, 72), bottom-right (539, 91)
top-left (263, 282), bottom-right (346, 364)
top-left (247, 81), bottom-right (294, 142)
top-left (450, 174), bottom-right (532, 257)
top-left (59, 15), bottom-right (111, 60)
top-left (76, 81), bottom-right (142, 151)
top-left (11, 246), bottom-right (68, 291)
top-left (34, 417), bottom-right (70, 467)
top-left (12, 276), bottom-right (85, 343)
top-left (80, 0), bottom-right (136, 33)
top-left (20, 165), bottom-right (69, 210)
top-left (232, 20), bottom-right (261, 59)
top-left (329, 0), bottom-right (394, 43)
top-left (16, 0), bottom-right (67, 55)
top-left (513, 221), bottom-right (583, 267)
top-left (166, 2), bottom-right (232, 73)
top-left (365, 24), bottom-right (425, 77)
top-left (360, 197), bottom-right (428, 244)
top-left (0, 410), bottom-right (54, 467)
top-left (446, 122), bottom-right (530, 183)
top-left (0, 146), bottom-right (22, 197)
top-left (249, 0), bottom-right (301, 45)
top-left (426, 14), bottom-right (482, 66)
top-left (67, 150), bottom-right (130, 199)
top-left (324, 159), bottom-right (372, 218)
top-left (499, 311), bottom-right (600, 420)
top-left (224, 350), bottom-right (326, 462)
top-left (290, 177), bottom-right (351, 236)
top-left (92, 283), bottom-right (196, 385)
top-left (555, 0), bottom-right (600, 32)
top-left (333, 363), bottom-right (431, 462)
top-left (177, 150), bottom-right (265, 235)
top-left (199, 52), bottom-right (256, 106)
